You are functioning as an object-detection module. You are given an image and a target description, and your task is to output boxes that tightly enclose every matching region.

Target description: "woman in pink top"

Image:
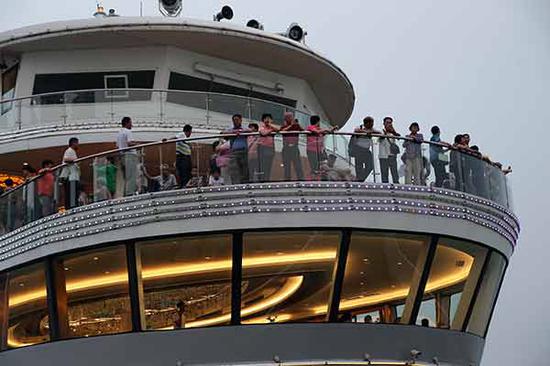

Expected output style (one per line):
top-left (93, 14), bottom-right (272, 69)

top-left (306, 115), bottom-right (337, 178)
top-left (257, 113), bottom-right (280, 182)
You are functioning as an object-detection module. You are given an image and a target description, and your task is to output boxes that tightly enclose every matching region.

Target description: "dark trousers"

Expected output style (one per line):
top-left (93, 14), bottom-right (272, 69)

top-left (431, 160), bottom-right (448, 188)
top-left (283, 145), bottom-right (304, 180)
top-left (176, 155), bottom-right (193, 188)
top-left (379, 157), bottom-right (399, 184)
top-left (230, 149), bottom-right (249, 184)
top-left (258, 145), bottom-right (275, 182)
top-left (307, 150), bottom-right (321, 178)
top-left (64, 180), bottom-right (80, 209)
top-left (354, 149), bottom-right (374, 182)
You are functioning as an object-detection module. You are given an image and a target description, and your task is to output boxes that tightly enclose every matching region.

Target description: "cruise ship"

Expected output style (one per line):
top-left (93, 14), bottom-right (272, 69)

top-left (0, 2), bottom-right (519, 365)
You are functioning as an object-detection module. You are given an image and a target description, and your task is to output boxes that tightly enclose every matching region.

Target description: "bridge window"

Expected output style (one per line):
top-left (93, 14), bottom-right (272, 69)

top-left (241, 231), bottom-right (340, 324)
top-left (137, 234), bottom-right (233, 330)
top-left (5, 263), bottom-right (49, 349)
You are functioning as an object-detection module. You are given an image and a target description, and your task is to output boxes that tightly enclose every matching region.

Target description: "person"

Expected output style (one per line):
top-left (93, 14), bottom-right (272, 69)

top-left (225, 114), bottom-right (250, 184)
top-left (208, 168), bottom-right (225, 186)
top-left (470, 145), bottom-right (489, 198)
top-left (280, 113), bottom-right (304, 180)
top-left (105, 156), bottom-right (117, 197)
top-left (450, 134), bottom-right (467, 191)
top-left (352, 117), bottom-right (380, 182)
top-left (402, 122), bottom-right (424, 185)
top-left (60, 137), bottom-right (81, 209)
top-left (175, 124), bottom-right (193, 188)
top-left (429, 126), bottom-right (449, 187)
top-left (421, 318), bottom-right (430, 327)
top-left (21, 163), bottom-right (38, 222)
top-left (306, 115), bottom-right (336, 179)
top-left (322, 154), bottom-right (355, 181)
top-left (258, 113), bottom-right (280, 182)
top-left (378, 116), bottom-right (401, 183)
top-left (37, 160), bottom-right (55, 218)
top-left (185, 168), bottom-right (205, 188)
top-left (146, 164), bottom-right (177, 191)
top-left (215, 139), bottom-right (232, 184)
top-left (174, 300), bottom-right (186, 329)
top-left (247, 123), bottom-right (261, 182)
top-left (116, 117), bottom-right (139, 196)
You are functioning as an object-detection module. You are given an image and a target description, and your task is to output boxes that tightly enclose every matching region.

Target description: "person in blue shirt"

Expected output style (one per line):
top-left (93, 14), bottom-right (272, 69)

top-left (224, 114), bottom-right (250, 184)
top-left (429, 126), bottom-right (449, 187)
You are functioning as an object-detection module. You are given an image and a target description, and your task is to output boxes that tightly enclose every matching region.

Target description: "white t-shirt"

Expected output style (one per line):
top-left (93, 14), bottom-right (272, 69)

top-left (62, 147), bottom-right (80, 181)
top-left (117, 128), bottom-right (136, 154)
top-left (208, 175), bottom-right (225, 186)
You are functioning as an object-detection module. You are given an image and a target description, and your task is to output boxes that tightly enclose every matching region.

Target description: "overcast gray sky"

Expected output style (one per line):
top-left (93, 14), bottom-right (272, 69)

top-left (1, 1), bottom-right (549, 364)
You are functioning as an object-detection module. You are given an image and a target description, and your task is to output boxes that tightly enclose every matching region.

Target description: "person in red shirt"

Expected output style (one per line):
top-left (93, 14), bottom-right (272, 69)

top-left (306, 115), bottom-right (337, 178)
top-left (280, 112), bottom-right (305, 180)
top-left (37, 160), bottom-right (55, 218)
top-left (258, 113), bottom-right (280, 182)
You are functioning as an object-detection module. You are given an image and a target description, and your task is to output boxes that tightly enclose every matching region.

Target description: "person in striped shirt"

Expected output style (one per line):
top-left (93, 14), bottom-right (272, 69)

top-left (175, 124), bottom-right (193, 188)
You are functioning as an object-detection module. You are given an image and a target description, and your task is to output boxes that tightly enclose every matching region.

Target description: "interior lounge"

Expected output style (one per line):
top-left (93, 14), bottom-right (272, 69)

top-left (0, 230), bottom-right (506, 351)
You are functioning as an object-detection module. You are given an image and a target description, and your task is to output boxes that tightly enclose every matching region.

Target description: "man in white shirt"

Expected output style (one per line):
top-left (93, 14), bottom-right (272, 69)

top-left (61, 137), bottom-right (80, 209)
top-left (116, 117), bottom-right (139, 196)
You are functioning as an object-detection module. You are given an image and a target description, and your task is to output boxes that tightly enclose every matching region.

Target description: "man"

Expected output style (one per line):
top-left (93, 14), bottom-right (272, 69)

top-left (353, 117), bottom-right (381, 181)
top-left (225, 114), bottom-right (250, 184)
top-left (116, 117), bottom-right (139, 196)
top-left (37, 160), bottom-right (55, 218)
top-left (280, 113), bottom-right (304, 180)
top-left (21, 163), bottom-right (37, 222)
top-left (61, 137), bottom-right (81, 209)
top-left (175, 124), bottom-right (193, 188)
top-left (378, 117), bottom-right (401, 184)
top-left (147, 164), bottom-right (178, 191)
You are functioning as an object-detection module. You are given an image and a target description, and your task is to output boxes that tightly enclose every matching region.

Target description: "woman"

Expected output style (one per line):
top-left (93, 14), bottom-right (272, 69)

top-left (306, 115), bottom-right (337, 179)
top-left (402, 123), bottom-right (424, 185)
top-left (258, 114), bottom-right (280, 182)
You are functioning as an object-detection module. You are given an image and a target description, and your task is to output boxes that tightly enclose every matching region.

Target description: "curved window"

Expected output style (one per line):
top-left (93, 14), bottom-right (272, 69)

top-left (241, 231), bottom-right (340, 324)
top-left (419, 238), bottom-right (488, 329)
top-left (6, 263), bottom-right (49, 349)
top-left (60, 246), bottom-right (131, 338)
top-left (137, 234), bottom-right (232, 330)
top-left (338, 232), bottom-right (431, 324)
top-left (466, 252), bottom-right (506, 336)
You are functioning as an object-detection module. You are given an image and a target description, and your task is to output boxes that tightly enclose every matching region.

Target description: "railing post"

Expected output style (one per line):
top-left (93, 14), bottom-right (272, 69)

top-left (16, 100), bottom-right (22, 130)
top-left (205, 93), bottom-right (211, 126)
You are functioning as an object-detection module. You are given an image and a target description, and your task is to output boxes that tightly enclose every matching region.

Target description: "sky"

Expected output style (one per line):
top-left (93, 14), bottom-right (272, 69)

top-left (1, 0), bottom-right (549, 364)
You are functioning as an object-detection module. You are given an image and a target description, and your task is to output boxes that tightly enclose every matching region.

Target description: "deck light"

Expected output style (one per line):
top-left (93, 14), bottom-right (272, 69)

top-left (246, 19), bottom-right (264, 30)
top-left (214, 6), bottom-right (234, 22)
top-left (285, 23), bottom-right (306, 42)
top-left (159, 0), bottom-right (182, 17)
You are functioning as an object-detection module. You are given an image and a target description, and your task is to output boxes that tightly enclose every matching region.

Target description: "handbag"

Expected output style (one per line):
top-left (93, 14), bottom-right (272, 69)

top-left (438, 152), bottom-right (450, 164)
top-left (389, 141), bottom-right (400, 155)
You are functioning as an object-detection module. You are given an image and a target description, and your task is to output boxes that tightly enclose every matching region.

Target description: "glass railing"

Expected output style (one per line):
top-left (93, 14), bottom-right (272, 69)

top-left (0, 88), bottom-right (336, 131)
top-left (0, 131), bottom-right (512, 236)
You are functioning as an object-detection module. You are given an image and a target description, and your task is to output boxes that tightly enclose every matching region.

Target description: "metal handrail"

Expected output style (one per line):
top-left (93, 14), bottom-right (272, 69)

top-left (0, 88), bottom-right (312, 118)
top-left (0, 131), bottom-right (509, 200)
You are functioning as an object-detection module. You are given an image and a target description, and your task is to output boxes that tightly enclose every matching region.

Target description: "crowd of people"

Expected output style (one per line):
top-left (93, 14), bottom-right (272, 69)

top-left (0, 113), bottom-right (512, 231)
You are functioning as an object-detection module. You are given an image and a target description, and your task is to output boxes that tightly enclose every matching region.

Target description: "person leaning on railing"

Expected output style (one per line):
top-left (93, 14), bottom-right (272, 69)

top-left (116, 117), bottom-right (140, 197)
top-left (378, 117), bottom-right (401, 184)
top-left (306, 115), bottom-right (337, 179)
top-left (402, 122), bottom-right (425, 185)
top-left (280, 112), bottom-right (305, 181)
top-left (258, 113), bottom-right (280, 182)
top-left (59, 137), bottom-right (81, 209)
top-left (353, 117), bottom-right (381, 182)
top-left (225, 114), bottom-right (250, 185)
top-left (175, 124), bottom-right (193, 189)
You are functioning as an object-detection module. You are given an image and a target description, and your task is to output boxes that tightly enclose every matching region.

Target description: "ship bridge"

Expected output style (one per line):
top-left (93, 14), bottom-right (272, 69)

top-left (0, 14), bottom-right (518, 366)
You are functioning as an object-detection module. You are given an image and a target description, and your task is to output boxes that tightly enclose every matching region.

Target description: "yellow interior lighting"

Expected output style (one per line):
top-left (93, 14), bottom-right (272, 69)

top-left (8, 251), bottom-right (335, 308)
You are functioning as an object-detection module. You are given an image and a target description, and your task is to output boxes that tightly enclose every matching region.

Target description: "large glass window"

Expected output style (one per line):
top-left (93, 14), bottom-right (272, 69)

top-left (419, 239), bottom-right (488, 329)
top-left (339, 232), bottom-right (431, 324)
top-left (138, 234), bottom-right (232, 330)
top-left (241, 231), bottom-right (340, 324)
top-left (467, 252), bottom-right (506, 337)
top-left (6, 263), bottom-right (49, 349)
top-left (61, 245), bottom-right (131, 338)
